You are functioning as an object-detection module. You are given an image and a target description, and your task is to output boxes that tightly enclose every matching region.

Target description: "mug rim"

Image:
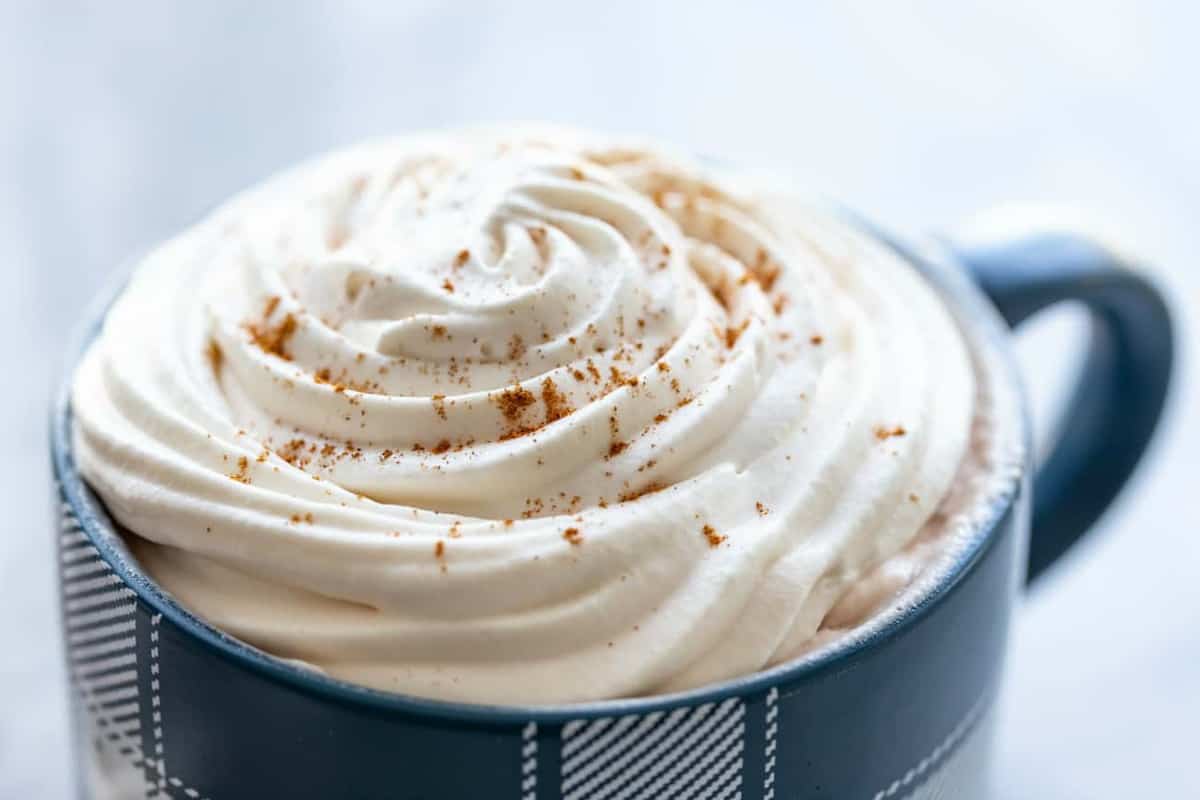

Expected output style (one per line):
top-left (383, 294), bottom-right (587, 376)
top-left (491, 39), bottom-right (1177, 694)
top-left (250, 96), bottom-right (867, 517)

top-left (51, 225), bottom-right (1028, 728)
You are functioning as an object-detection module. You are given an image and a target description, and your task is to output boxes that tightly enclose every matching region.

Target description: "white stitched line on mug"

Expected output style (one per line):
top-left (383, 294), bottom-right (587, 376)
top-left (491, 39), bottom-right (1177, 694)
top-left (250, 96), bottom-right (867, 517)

top-left (613, 701), bottom-right (744, 800)
top-left (67, 601), bottom-right (137, 629)
top-left (87, 686), bottom-right (139, 708)
top-left (57, 498), bottom-right (213, 800)
top-left (559, 697), bottom-right (744, 800)
top-left (150, 613), bottom-right (166, 792)
top-left (63, 558), bottom-right (111, 580)
top-left (59, 529), bottom-right (90, 549)
top-left (77, 668), bottom-right (138, 692)
top-left (870, 692), bottom-right (989, 800)
top-left (146, 612), bottom-right (212, 800)
top-left (60, 544), bottom-right (100, 563)
top-left (69, 619), bottom-right (137, 645)
top-left (764, 686), bottom-right (778, 800)
top-left (66, 587), bottom-right (136, 614)
top-left (65, 572), bottom-right (124, 596)
top-left (72, 635), bottom-right (137, 662)
top-left (522, 721), bottom-right (538, 800)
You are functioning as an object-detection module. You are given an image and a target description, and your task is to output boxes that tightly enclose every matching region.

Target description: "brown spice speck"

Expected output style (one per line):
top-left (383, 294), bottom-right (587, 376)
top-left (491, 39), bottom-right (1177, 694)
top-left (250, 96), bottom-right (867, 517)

top-left (756, 502), bottom-right (769, 516)
top-left (874, 425), bottom-right (907, 441)
top-left (205, 339), bottom-right (223, 374)
top-left (619, 482), bottom-right (665, 503)
top-left (229, 455), bottom-right (251, 484)
top-left (507, 334), bottom-right (526, 361)
top-left (454, 249), bottom-right (470, 268)
top-left (702, 524), bottom-right (726, 547)
top-left (540, 378), bottom-right (573, 425)
top-left (246, 313), bottom-right (298, 360)
top-left (495, 384), bottom-right (536, 425)
top-left (431, 394), bottom-right (447, 420)
top-left (563, 527), bottom-right (583, 545)
top-left (725, 320), bottom-right (750, 349)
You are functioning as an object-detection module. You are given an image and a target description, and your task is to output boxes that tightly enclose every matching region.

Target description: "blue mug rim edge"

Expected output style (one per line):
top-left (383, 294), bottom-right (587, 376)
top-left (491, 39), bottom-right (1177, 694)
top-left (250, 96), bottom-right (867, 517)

top-left (50, 224), bottom-right (1029, 729)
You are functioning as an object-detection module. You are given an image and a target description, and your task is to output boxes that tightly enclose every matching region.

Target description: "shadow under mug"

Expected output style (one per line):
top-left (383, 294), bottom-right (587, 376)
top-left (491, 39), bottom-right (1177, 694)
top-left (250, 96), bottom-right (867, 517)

top-left (52, 221), bottom-right (1173, 800)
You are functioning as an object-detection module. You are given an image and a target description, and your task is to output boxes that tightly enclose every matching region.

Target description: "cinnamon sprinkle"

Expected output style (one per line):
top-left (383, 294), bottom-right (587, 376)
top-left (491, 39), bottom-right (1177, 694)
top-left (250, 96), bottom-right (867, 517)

top-left (495, 384), bottom-right (536, 426)
top-left (725, 320), bottom-right (750, 349)
top-left (562, 527), bottom-right (583, 545)
top-left (701, 524), bottom-right (726, 547)
top-left (540, 378), bottom-right (573, 425)
top-left (229, 455), bottom-right (251, 484)
top-left (205, 340), bottom-right (223, 375)
top-left (431, 394), bottom-right (448, 420)
top-left (619, 482), bottom-right (665, 503)
top-left (245, 312), bottom-right (298, 360)
top-left (874, 425), bottom-right (907, 441)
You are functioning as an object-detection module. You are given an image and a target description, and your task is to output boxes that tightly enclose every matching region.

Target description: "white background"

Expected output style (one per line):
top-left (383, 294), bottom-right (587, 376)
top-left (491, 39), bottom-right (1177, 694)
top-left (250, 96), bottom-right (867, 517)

top-left (2, 3), bottom-right (1196, 797)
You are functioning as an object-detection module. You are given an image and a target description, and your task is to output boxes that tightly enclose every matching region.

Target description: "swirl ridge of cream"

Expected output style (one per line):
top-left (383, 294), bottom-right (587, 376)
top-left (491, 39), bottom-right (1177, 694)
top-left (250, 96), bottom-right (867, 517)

top-left (71, 125), bottom-right (980, 704)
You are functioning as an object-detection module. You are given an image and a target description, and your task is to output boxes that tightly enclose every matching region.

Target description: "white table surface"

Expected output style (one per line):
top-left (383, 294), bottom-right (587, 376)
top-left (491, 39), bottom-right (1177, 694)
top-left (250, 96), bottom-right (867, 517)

top-left (2, 3), bottom-right (1196, 797)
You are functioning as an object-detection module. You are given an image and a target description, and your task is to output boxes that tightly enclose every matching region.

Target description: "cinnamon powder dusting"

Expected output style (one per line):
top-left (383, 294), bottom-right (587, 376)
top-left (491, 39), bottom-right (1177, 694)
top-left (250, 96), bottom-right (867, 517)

top-left (228, 455), bottom-right (251, 484)
top-left (701, 524), bottom-right (725, 547)
top-left (874, 425), bottom-right (907, 441)
top-left (494, 384), bottom-right (537, 435)
top-left (619, 482), bottom-right (665, 503)
top-left (540, 378), bottom-right (573, 425)
top-left (562, 527), bottom-right (583, 546)
top-left (725, 320), bottom-right (750, 349)
top-left (205, 339), bottom-right (223, 375)
top-left (246, 312), bottom-right (298, 360)
top-left (431, 394), bottom-right (448, 420)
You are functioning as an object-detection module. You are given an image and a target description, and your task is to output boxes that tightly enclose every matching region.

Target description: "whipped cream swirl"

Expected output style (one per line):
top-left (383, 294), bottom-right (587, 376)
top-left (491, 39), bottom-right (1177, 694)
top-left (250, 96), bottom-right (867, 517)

top-left (72, 127), bottom-right (975, 704)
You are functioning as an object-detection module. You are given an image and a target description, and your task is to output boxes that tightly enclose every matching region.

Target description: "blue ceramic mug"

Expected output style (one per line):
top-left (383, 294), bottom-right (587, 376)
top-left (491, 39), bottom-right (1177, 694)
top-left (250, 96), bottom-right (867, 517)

top-left (53, 222), bottom-right (1172, 800)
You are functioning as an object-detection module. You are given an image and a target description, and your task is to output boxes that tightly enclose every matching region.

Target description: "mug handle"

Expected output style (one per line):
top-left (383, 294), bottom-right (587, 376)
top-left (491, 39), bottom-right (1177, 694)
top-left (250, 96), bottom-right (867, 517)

top-left (948, 230), bottom-right (1174, 583)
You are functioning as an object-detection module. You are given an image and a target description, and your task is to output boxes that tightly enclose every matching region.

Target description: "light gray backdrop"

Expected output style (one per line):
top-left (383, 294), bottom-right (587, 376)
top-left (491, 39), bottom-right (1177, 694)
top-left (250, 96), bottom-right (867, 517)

top-left (2, 2), bottom-right (1196, 798)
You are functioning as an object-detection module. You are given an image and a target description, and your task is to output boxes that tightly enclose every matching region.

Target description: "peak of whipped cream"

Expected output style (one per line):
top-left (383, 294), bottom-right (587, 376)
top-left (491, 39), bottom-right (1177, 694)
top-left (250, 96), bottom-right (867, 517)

top-left (72, 126), bottom-right (976, 704)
